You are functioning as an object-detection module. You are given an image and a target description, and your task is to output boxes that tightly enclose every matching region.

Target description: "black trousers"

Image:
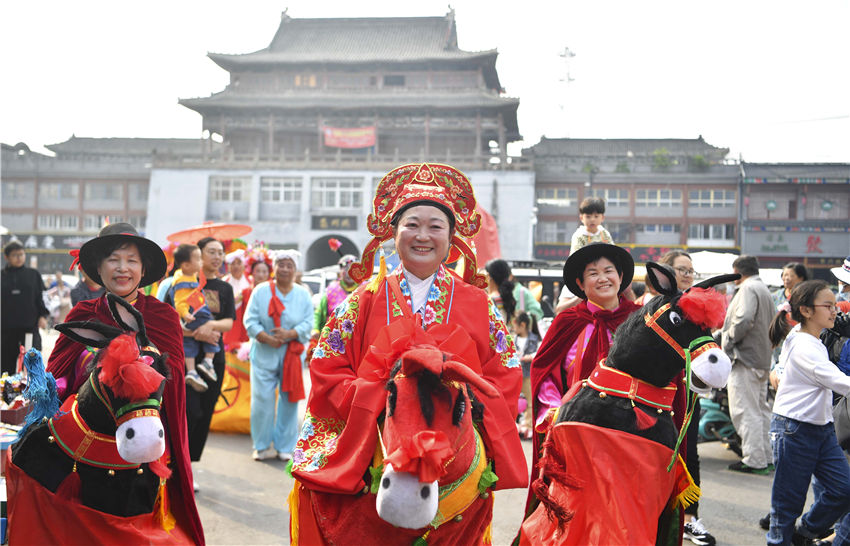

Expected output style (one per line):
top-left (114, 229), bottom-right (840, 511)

top-left (1, 327), bottom-right (42, 376)
top-left (684, 397), bottom-right (702, 516)
top-left (185, 345), bottom-right (226, 462)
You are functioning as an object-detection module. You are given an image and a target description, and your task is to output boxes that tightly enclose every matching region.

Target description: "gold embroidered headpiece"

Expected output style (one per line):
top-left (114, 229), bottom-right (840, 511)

top-left (348, 163), bottom-right (487, 288)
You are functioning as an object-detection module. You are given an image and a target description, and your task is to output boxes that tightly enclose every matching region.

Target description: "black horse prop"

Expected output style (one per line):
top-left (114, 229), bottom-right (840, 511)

top-left (11, 293), bottom-right (171, 517)
top-left (521, 263), bottom-right (739, 545)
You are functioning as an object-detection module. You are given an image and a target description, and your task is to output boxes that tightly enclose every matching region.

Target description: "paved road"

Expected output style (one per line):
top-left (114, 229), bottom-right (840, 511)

top-left (38, 330), bottom-right (786, 545)
top-left (194, 430), bottom-right (782, 545)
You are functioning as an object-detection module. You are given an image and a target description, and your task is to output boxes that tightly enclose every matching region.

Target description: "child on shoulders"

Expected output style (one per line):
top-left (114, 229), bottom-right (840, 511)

top-left (570, 196), bottom-right (613, 251)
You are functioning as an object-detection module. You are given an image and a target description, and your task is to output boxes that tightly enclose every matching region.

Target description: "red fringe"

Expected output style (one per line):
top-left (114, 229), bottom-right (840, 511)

top-left (98, 334), bottom-right (164, 401)
top-left (532, 477), bottom-right (574, 531)
top-left (634, 406), bottom-right (658, 430)
top-left (55, 468), bottom-right (82, 502)
top-left (679, 287), bottom-right (727, 330)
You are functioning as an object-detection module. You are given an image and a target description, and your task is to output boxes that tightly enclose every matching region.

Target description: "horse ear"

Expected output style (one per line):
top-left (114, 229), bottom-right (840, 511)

top-left (106, 293), bottom-right (148, 341)
top-left (692, 273), bottom-right (741, 290)
top-left (55, 321), bottom-right (123, 348)
top-left (645, 262), bottom-right (678, 297)
top-left (441, 361), bottom-right (499, 398)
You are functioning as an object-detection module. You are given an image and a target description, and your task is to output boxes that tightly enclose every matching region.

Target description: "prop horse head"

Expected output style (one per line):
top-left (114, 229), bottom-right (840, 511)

top-left (11, 293), bottom-right (170, 516)
top-left (371, 320), bottom-right (499, 530)
top-left (607, 263), bottom-right (738, 394)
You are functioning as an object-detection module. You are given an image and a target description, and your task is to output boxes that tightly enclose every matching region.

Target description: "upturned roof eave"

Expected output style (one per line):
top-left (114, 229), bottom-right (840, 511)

top-left (207, 50), bottom-right (499, 70)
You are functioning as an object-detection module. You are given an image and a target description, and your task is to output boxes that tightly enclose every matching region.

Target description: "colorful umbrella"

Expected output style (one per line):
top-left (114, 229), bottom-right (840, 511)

top-left (166, 222), bottom-right (253, 244)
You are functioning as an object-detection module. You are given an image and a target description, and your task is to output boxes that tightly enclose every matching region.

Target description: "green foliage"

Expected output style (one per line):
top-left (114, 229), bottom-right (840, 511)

top-left (581, 162), bottom-right (597, 174)
top-left (615, 161), bottom-right (630, 173)
top-left (652, 148), bottom-right (672, 171)
top-left (689, 155), bottom-right (709, 172)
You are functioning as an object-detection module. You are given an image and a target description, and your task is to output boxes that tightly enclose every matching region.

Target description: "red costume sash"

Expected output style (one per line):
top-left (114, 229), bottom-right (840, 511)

top-left (584, 360), bottom-right (677, 411)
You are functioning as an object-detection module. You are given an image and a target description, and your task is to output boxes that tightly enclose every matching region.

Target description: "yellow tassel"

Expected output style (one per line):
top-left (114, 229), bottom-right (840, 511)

top-left (670, 455), bottom-right (701, 510)
top-left (366, 247), bottom-right (387, 293)
top-left (288, 482), bottom-right (300, 546)
top-left (153, 478), bottom-right (176, 531)
top-left (482, 522), bottom-right (492, 544)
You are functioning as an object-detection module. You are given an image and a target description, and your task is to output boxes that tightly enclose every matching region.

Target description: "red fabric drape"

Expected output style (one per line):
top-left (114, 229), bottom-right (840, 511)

top-left (268, 281), bottom-right (285, 328)
top-left (281, 341), bottom-right (305, 402)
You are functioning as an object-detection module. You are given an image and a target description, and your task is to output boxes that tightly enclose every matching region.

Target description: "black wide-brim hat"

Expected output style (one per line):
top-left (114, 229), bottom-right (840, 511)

top-left (78, 223), bottom-right (167, 288)
top-left (562, 242), bottom-right (634, 300)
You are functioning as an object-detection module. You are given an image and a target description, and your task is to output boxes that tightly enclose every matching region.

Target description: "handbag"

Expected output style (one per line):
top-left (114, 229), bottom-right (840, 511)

top-left (833, 395), bottom-right (850, 447)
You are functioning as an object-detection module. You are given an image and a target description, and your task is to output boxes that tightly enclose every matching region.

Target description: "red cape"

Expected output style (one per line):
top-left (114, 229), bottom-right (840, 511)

top-left (526, 298), bottom-right (639, 515)
top-left (46, 293), bottom-right (204, 545)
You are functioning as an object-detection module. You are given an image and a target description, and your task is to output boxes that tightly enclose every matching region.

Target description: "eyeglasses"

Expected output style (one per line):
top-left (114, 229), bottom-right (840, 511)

top-left (674, 267), bottom-right (696, 277)
top-left (811, 304), bottom-right (840, 313)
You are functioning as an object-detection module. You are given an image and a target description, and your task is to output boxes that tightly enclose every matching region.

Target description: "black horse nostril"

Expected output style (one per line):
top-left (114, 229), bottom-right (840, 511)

top-left (382, 477), bottom-right (390, 489)
top-left (708, 354), bottom-right (718, 363)
top-left (421, 486), bottom-right (430, 499)
top-left (126, 428), bottom-right (135, 440)
top-left (158, 429), bottom-right (164, 438)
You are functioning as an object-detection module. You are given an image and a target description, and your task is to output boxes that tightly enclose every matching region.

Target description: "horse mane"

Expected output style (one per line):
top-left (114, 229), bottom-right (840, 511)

top-left (385, 359), bottom-right (453, 428)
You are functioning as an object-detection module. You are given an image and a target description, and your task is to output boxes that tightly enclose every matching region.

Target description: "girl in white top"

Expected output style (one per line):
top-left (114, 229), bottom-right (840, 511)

top-left (766, 280), bottom-right (850, 546)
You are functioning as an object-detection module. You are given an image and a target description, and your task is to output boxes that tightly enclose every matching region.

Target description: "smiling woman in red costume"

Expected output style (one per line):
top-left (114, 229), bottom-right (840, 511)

top-left (46, 223), bottom-right (203, 544)
top-left (289, 163), bottom-right (528, 545)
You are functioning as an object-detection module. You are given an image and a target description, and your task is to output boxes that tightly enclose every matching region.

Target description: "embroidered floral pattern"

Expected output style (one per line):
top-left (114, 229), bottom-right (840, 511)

top-left (394, 267), bottom-right (452, 325)
top-left (292, 411), bottom-right (346, 472)
top-left (487, 300), bottom-right (519, 368)
top-left (317, 292), bottom-right (362, 358)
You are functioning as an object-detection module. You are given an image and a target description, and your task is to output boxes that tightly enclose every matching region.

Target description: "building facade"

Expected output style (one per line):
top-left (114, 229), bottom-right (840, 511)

top-left (524, 136), bottom-right (740, 263)
top-left (0, 139), bottom-right (209, 271)
top-left (741, 162), bottom-right (850, 279)
top-left (146, 11), bottom-right (535, 268)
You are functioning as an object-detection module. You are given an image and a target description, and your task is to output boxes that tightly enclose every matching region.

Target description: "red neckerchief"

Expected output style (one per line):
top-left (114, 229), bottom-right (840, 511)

top-left (268, 280), bottom-right (285, 327)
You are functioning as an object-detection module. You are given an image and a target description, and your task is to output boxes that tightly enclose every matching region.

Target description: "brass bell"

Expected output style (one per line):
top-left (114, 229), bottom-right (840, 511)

top-left (598, 392), bottom-right (607, 399)
top-left (454, 514), bottom-right (463, 522)
top-left (670, 411), bottom-right (675, 417)
top-left (137, 468), bottom-right (144, 475)
top-left (42, 416), bottom-right (48, 423)
top-left (48, 435), bottom-right (55, 443)
top-left (480, 491), bottom-right (489, 499)
top-left (108, 469), bottom-right (116, 476)
top-left (657, 408), bottom-right (663, 414)
top-left (362, 486), bottom-right (369, 494)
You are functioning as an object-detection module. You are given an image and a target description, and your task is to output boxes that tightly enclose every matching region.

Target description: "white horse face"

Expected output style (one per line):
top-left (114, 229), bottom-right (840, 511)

top-left (115, 416), bottom-right (165, 464)
top-left (375, 463), bottom-right (439, 529)
top-left (689, 347), bottom-right (732, 395)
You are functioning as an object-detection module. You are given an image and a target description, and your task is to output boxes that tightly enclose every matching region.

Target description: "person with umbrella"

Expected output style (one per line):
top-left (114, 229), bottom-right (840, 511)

top-left (46, 223), bottom-right (204, 544)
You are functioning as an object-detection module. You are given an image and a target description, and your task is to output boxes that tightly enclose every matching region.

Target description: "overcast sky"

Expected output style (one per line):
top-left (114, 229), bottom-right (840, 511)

top-left (2, 0), bottom-right (848, 162)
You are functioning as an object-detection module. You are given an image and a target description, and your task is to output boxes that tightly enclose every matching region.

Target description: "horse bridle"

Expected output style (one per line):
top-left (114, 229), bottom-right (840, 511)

top-left (89, 373), bottom-right (162, 427)
top-left (643, 302), bottom-right (718, 469)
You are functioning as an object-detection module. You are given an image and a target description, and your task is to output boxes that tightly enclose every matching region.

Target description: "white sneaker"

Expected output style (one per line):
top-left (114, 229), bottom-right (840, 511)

top-left (252, 447), bottom-right (277, 461)
top-left (197, 358), bottom-right (218, 382)
top-left (278, 452), bottom-right (293, 462)
top-left (185, 370), bottom-right (208, 392)
top-left (193, 479), bottom-right (200, 492)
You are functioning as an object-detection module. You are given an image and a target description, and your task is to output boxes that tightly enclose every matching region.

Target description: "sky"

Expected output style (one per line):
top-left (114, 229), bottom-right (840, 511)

top-left (2, 0), bottom-right (848, 163)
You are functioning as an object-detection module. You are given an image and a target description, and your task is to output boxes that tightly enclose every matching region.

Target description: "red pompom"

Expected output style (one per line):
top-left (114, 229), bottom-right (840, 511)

top-left (98, 334), bottom-right (165, 401)
top-left (679, 287), bottom-right (728, 330)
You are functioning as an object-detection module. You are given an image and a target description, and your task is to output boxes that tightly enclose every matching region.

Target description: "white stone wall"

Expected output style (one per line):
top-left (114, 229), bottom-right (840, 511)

top-left (146, 167), bottom-right (536, 264)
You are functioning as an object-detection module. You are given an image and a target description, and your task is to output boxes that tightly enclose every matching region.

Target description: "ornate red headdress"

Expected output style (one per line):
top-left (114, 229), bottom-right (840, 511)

top-left (678, 287), bottom-right (728, 330)
top-left (347, 163), bottom-right (486, 288)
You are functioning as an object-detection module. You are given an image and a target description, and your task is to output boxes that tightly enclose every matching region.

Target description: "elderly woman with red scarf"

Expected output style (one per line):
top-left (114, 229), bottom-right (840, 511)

top-left (242, 249), bottom-right (313, 462)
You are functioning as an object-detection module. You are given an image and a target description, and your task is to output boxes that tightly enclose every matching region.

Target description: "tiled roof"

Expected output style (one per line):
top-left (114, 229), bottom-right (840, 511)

top-left (45, 137), bottom-right (219, 157)
top-left (526, 136), bottom-right (729, 159)
top-left (211, 12), bottom-right (492, 65)
top-left (742, 162), bottom-right (850, 180)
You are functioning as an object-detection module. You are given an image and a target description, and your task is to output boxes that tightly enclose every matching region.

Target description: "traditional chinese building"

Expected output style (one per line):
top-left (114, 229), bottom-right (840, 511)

top-left (147, 11), bottom-right (535, 268)
top-left (523, 136), bottom-right (740, 263)
top-left (740, 162), bottom-right (850, 279)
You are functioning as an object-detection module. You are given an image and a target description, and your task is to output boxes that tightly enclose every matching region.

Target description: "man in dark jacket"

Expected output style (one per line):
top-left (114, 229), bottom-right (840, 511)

top-left (1, 241), bottom-right (49, 375)
top-left (70, 268), bottom-right (104, 306)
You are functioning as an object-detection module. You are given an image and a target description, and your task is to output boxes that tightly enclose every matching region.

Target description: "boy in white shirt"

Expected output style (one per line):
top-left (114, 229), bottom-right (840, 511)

top-left (570, 196), bottom-right (613, 250)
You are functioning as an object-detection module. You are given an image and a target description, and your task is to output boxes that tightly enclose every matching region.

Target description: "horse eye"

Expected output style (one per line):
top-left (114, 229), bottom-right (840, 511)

top-left (382, 477), bottom-right (391, 489)
top-left (158, 429), bottom-right (164, 438)
top-left (420, 486), bottom-right (430, 499)
top-left (669, 311), bottom-right (683, 325)
top-left (126, 428), bottom-right (135, 439)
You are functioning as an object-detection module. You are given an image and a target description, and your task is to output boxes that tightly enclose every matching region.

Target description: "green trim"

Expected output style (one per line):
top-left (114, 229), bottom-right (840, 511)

top-left (438, 429), bottom-right (481, 500)
top-left (115, 398), bottom-right (161, 420)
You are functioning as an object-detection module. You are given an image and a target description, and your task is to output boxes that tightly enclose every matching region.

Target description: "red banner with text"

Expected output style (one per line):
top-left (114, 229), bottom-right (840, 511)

top-left (322, 126), bottom-right (376, 149)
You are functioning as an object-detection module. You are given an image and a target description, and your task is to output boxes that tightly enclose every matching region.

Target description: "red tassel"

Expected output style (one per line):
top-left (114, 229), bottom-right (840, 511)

top-left (634, 406), bottom-right (658, 430)
top-left (55, 466), bottom-right (82, 502)
top-left (532, 478), bottom-right (574, 531)
top-left (148, 458), bottom-right (172, 480)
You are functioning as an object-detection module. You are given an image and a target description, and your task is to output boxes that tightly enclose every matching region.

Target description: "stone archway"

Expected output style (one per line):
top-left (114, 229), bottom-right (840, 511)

top-left (306, 235), bottom-right (359, 271)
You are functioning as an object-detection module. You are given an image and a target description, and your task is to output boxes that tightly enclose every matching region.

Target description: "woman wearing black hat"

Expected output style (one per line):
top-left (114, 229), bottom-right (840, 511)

top-left (524, 242), bottom-right (641, 515)
top-left (46, 223), bottom-right (204, 544)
